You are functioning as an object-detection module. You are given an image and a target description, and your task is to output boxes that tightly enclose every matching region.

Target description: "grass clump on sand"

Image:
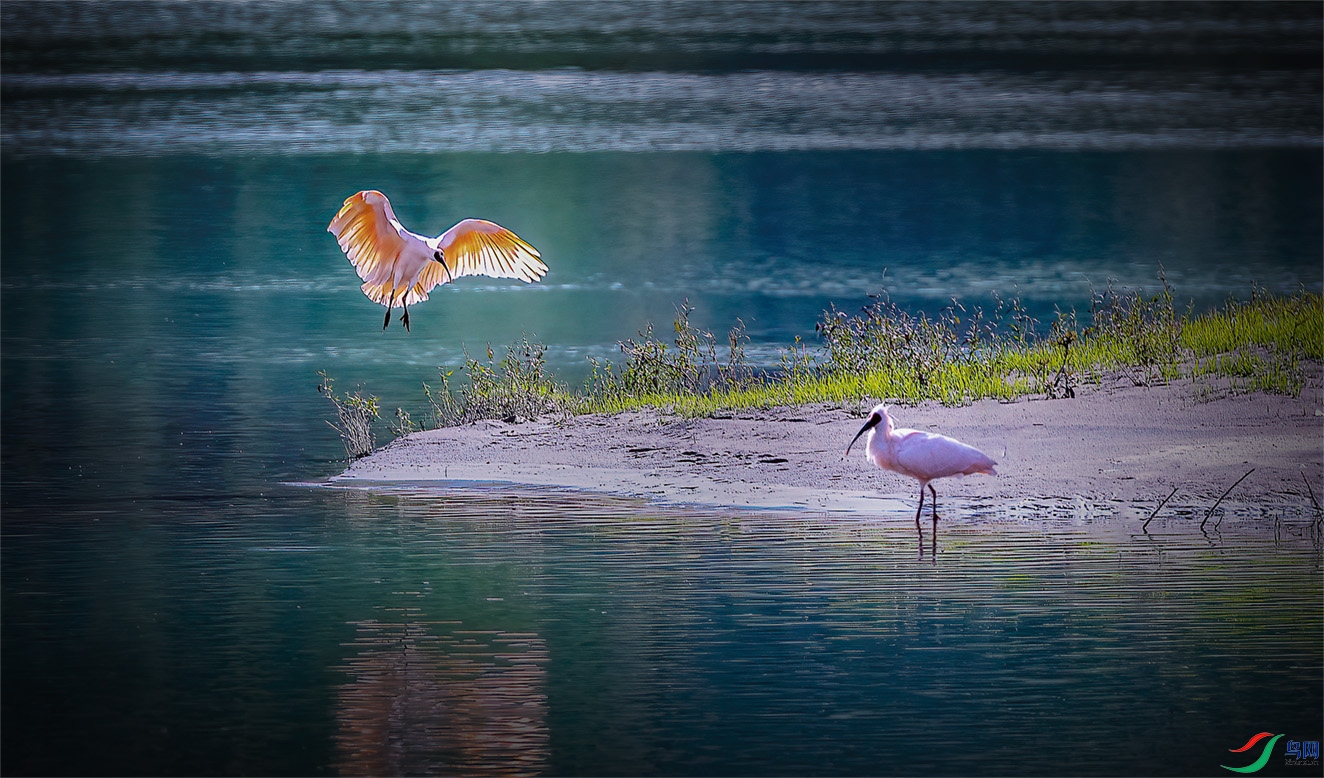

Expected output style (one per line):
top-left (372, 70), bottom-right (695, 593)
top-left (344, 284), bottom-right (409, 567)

top-left (580, 300), bottom-right (758, 413)
top-left (422, 335), bottom-right (570, 427)
top-left (1182, 287), bottom-right (1323, 397)
top-left (317, 371), bottom-right (380, 460)
top-left (321, 276), bottom-right (1322, 448)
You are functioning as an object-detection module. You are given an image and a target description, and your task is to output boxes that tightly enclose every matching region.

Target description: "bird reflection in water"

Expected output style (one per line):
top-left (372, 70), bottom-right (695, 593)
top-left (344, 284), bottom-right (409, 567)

top-left (335, 621), bottom-right (549, 776)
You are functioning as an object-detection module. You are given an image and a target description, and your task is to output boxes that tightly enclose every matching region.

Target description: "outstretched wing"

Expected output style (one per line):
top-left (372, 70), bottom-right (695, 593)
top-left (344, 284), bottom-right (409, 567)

top-left (417, 218), bottom-right (547, 292)
top-left (327, 190), bottom-right (409, 293)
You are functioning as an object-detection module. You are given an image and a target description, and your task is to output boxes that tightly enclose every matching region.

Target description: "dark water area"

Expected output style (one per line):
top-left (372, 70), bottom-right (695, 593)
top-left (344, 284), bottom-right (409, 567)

top-left (3, 1), bottom-right (1322, 156)
top-left (4, 0), bottom-right (1321, 75)
top-left (3, 2), bottom-right (1322, 775)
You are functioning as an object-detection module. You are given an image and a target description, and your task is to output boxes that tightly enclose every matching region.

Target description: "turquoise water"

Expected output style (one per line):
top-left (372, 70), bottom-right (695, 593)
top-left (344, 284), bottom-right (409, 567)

top-left (3, 2), bottom-right (1322, 775)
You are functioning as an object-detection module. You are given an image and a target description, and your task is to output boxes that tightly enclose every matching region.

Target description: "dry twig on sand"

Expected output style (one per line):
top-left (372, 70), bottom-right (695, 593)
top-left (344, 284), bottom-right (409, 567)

top-left (1201, 468), bottom-right (1255, 531)
top-left (1142, 486), bottom-right (1178, 532)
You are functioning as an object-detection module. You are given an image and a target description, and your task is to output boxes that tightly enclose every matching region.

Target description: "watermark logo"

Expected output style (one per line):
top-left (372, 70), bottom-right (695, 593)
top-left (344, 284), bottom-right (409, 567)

top-left (1222, 732), bottom-right (1282, 774)
top-left (1221, 732), bottom-right (1321, 773)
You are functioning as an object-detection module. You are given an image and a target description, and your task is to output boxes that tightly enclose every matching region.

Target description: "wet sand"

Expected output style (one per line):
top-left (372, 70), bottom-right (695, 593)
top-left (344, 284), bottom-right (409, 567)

top-left (334, 376), bottom-right (1323, 515)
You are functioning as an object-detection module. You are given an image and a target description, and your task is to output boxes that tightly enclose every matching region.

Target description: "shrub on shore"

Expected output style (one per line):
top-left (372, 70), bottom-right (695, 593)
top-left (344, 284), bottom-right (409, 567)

top-left (422, 336), bottom-right (568, 427)
top-left (317, 371), bottom-right (380, 461)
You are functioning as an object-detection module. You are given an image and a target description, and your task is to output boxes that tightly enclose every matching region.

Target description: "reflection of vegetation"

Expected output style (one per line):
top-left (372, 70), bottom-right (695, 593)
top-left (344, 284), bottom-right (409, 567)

top-left (321, 279), bottom-right (1321, 445)
top-left (337, 621), bottom-right (549, 777)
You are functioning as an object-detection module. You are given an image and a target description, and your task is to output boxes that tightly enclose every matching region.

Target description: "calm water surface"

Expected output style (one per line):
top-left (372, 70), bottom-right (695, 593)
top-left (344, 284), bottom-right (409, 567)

top-left (5, 487), bottom-right (1322, 776)
top-left (3, 2), bottom-right (1322, 775)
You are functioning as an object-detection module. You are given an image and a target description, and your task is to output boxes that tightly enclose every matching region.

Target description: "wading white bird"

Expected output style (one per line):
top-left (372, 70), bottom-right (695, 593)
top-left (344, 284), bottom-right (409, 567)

top-left (846, 404), bottom-right (997, 530)
top-left (327, 190), bottom-right (548, 332)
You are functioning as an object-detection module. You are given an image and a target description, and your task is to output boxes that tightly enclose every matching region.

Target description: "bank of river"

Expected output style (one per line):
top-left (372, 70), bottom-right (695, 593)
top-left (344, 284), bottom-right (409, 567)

top-left (336, 376), bottom-right (1324, 517)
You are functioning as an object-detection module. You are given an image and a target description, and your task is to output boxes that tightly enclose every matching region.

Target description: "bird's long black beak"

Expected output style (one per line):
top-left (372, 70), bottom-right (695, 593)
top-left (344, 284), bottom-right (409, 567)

top-left (845, 413), bottom-right (881, 455)
top-left (432, 250), bottom-right (454, 284)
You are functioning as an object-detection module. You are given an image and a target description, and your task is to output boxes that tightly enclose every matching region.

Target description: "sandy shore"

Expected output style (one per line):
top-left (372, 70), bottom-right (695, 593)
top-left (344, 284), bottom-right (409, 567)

top-left (334, 376), bottom-right (1323, 514)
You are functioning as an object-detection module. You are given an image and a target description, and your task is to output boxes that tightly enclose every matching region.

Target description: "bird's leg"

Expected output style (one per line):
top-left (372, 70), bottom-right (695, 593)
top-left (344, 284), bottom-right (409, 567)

top-left (928, 485), bottom-right (940, 560)
top-left (382, 289), bottom-right (397, 332)
top-left (914, 485), bottom-right (926, 534)
top-left (401, 299), bottom-right (411, 333)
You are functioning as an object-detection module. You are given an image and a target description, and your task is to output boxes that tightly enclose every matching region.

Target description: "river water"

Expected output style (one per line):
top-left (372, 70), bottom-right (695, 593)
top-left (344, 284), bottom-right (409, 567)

top-left (3, 2), bottom-right (1321, 775)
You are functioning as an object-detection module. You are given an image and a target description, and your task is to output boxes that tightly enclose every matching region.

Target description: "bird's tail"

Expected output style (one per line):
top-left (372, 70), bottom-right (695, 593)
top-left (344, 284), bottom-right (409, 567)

top-left (362, 281), bottom-right (429, 308)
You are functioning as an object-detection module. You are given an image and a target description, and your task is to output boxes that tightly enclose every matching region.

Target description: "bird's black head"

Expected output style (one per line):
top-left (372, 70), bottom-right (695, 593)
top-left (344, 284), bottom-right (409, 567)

top-left (431, 250), bottom-right (454, 283)
top-left (845, 410), bottom-right (883, 455)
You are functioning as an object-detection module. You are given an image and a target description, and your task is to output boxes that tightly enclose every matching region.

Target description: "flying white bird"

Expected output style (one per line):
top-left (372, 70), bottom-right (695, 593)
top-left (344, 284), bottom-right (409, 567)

top-left (327, 190), bottom-right (548, 332)
top-left (846, 404), bottom-right (997, 530)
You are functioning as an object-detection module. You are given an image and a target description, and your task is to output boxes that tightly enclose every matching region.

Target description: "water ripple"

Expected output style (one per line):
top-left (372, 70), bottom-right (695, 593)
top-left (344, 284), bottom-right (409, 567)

top-left (5, 69), bottom-right (1318, 156)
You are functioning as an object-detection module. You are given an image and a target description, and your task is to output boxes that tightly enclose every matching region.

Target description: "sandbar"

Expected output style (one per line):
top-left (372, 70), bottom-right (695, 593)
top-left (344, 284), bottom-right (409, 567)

top-left (334, 376), bottom-right (1323, 515)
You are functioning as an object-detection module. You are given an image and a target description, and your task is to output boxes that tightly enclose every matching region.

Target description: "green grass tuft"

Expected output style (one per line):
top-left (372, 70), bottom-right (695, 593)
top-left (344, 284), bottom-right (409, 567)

top-left (423, 335), bottom-right (572, 426)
